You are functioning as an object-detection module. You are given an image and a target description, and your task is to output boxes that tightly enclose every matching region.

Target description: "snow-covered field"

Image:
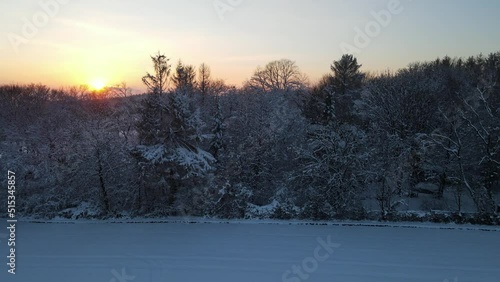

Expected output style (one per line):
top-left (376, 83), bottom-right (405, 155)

top-left (1, 220), bottom-right (499, 282)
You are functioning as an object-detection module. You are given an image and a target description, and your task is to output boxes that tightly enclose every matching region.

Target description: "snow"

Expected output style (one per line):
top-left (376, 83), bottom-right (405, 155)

top-left (173, 147), bottom-right (215, 176)
top-left (247, 200), bottom-right (279, 218)
top-left (135, 145), bottom-right (214, 176)
top-left (56, 202), bottom-right (99, 220)
top-left (0, 220), bottom-right (499, 282)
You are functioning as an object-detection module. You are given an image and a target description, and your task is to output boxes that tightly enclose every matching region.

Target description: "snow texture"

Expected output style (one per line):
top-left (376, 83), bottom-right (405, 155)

top-left (0, 221), bottom-right (498, 282)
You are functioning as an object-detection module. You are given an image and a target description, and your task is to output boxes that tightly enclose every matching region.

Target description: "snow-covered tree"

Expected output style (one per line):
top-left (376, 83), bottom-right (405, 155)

top-left (135, 53), bottom-right (215, 214)
top-left (294, 123), bottom-right (368, 219)
top-left (330, 54), bottom-right (365, 123)
top-left (425, 85), bottom-right (499, 213)
top-left (210, 96), bottom-right (225, 161)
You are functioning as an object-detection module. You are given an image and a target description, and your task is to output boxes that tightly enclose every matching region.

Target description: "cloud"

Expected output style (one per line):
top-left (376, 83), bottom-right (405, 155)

top-left (54, 18), bottom-right (130, 37)
top-left (219, 54), bottom-right (292, 63)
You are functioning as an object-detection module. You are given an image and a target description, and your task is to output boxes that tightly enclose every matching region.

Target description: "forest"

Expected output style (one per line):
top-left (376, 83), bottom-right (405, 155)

top-left (1, 52), bottom-right (499, 224)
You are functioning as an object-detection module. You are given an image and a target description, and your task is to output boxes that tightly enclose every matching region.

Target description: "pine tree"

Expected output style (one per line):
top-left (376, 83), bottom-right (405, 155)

top-left (330, 54), bottom-right (364, 123)
top-left (142, 52), bottom-right (171, 95)
top-left (134, 54), bottom-right (215, 214)
top-left (172, 61), bottom-right (197, 95)
top-left (198, 63), bottom-right (212, 99)
top-left (330, 54), bottom-right (364, 96)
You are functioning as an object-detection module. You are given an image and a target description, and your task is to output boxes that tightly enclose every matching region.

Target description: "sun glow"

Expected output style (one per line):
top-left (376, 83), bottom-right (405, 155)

top-left (90, 78), bottom-right (107, 91)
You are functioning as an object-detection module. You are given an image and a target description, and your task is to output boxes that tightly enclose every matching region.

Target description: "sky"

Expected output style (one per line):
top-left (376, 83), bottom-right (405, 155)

top-left (0, 0), bottom-right (499, 92)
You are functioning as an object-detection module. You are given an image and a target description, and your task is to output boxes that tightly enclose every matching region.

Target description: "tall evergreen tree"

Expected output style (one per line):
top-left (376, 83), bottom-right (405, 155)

top-left (330, 54), bottom-right (364, 123)
top-left (330, 54), bottom-right (364, 96)
top-left (142, 52), bottom-right (171, 95)
top-left (172, 61), bottom-right (197, 94)
top-left (135, 54), bottom-right (214, 214)
top-left (198, 63), bottom-right (212, 98)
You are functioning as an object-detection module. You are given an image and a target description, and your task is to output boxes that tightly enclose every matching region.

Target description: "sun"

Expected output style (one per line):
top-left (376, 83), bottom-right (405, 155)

top-left (90, 79), bottom-right (107, 91)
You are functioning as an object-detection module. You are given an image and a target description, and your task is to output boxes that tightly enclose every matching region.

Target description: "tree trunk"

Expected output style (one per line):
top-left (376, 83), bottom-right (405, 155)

top-left (437, 172), bottom-right (446, 199)
top-left (96, 148), bottom-right (110, 214)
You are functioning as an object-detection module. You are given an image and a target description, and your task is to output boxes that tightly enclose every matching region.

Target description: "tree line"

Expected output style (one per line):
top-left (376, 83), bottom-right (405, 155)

top-left (1, 51), bottom-right (499, 222)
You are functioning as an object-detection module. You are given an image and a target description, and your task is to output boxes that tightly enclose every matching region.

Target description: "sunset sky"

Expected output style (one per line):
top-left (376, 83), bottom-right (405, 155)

top-left (1, 0), bottom-right (499, 92)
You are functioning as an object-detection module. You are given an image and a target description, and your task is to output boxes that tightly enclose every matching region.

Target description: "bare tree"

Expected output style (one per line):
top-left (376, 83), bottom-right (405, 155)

top-left (109, 83), bottom-right (138, 146)
top-left (247, 59), bottom-right (308, 93)
top-left (425, 86), bottom-right (498, 214)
